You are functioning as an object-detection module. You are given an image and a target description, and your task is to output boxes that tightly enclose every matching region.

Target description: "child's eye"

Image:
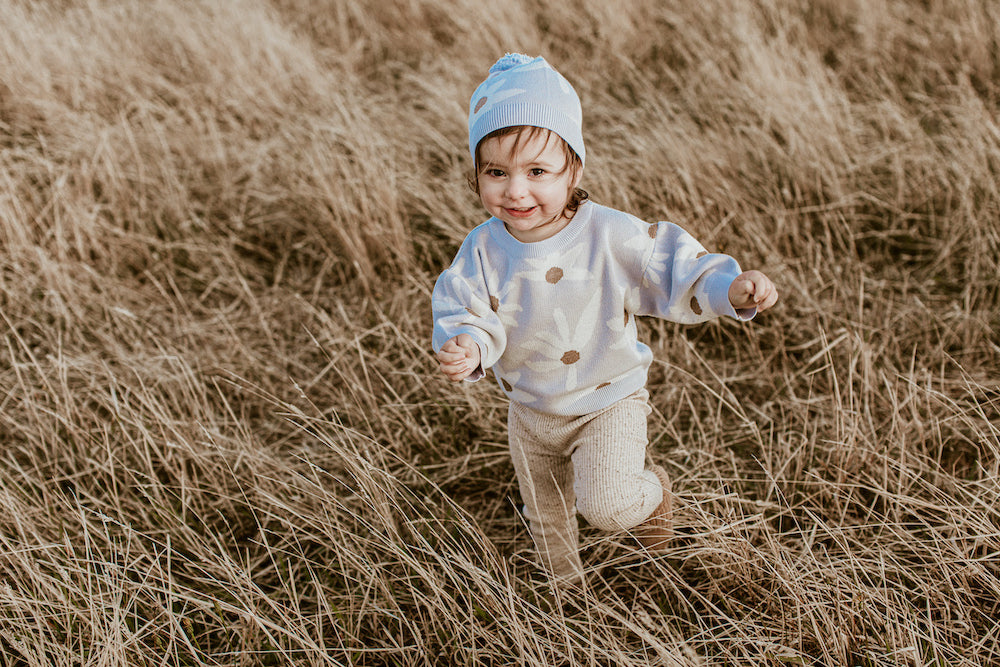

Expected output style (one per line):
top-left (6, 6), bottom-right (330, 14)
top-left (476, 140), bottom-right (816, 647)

top-left (530, 168), bottom-right (546, 177)
top-left (484, 168), bottom-right (506, 178)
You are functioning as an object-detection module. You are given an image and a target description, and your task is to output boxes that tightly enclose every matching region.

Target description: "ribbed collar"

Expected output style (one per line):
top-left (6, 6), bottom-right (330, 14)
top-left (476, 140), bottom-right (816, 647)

top-left (486, 200), bottom-right (594, 258)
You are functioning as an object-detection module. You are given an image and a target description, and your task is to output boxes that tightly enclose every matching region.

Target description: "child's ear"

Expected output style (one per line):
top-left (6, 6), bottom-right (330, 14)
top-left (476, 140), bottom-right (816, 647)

top-left (571, 165), bottom-right (584, 189)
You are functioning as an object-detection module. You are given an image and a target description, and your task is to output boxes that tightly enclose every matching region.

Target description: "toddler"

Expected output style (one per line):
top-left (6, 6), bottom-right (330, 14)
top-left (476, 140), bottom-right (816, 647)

top-left (432, 53), bottom-right (778, 585)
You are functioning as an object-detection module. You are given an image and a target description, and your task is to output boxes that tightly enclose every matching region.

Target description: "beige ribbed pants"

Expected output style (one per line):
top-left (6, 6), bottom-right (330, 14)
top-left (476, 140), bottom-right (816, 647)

top-left (508, 389), bottom-right (664, 584)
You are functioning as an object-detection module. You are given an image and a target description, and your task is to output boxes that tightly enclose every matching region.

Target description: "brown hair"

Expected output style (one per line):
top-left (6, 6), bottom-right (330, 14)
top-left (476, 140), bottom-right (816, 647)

top-left (468, 126), bottom-right (589, 215)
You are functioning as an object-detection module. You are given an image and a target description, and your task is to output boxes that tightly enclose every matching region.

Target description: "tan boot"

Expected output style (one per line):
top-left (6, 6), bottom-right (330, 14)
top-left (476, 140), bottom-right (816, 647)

top-left (634, 464), bottom-right (673, 552)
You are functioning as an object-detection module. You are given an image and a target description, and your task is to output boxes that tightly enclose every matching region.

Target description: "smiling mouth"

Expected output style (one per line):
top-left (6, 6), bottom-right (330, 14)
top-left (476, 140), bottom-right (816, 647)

top-left (505, 206), bottom-right (537, 218)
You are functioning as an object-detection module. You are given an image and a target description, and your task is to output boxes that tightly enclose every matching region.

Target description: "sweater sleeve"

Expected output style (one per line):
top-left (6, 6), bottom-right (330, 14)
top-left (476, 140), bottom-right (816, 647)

top-left (636, 221), bottom-right (756, 323)
top-left (431, 250), bottom-right (507, 381)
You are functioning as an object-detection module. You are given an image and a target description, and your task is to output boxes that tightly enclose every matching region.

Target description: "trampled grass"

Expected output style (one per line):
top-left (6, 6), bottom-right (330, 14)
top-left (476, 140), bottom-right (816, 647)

top-left (1, 0), bottom-right (998, 664)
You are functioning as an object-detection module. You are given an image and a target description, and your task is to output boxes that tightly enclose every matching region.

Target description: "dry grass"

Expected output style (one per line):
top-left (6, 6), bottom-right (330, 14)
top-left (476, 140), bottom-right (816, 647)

top-left (1, 0), bottom-right (999, 664)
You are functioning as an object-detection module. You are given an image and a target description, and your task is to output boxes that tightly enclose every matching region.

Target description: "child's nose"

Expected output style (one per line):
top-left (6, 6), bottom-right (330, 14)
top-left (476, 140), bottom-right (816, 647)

top-left (506, 176), bottom-right (528, 199)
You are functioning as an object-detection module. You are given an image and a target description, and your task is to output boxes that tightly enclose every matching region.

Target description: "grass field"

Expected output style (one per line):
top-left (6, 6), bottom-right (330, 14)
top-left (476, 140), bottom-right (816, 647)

top-left (1, 0), bottom-right (999, 664)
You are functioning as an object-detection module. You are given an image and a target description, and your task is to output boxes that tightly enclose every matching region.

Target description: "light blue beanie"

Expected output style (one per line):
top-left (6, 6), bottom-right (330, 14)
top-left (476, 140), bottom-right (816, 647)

top-left (468, 53), bottom-right (585, 166)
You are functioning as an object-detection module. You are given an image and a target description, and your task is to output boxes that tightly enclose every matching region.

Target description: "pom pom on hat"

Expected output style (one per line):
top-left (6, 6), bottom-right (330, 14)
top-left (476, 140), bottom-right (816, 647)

top-left (489, 52), bottom-right (534, 74)
top-left (468, 53), bottom-right (585, 165)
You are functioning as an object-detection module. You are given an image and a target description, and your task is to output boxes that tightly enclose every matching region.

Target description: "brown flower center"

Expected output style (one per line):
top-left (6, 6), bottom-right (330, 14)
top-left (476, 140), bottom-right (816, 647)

top-left (561, 350), bottom-right (580, 365)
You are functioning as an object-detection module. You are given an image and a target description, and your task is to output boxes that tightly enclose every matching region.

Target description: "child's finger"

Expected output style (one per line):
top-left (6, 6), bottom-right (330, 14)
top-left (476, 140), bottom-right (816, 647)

top-left (440, 363), bottom-right (472, 382)
top-left (439, 355), bottom-right (462, 368)
top-left (442, 336), bottom-right (476, 358)
top-left (759, 288), bottom-right (779, 311)
top-left (750, 278), bottom-right (767, 303)
top-left (439, 361), bottom-right (462, 378)
top-left (752, 280), bottom-right (777, 310)
top-left (440, 361), bottom-right (472, 381)
top-left (437, 349), bottom-right (465, 363)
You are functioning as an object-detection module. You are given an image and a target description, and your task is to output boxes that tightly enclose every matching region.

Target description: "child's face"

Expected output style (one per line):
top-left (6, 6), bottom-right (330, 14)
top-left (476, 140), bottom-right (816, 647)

top-left (476, 130), bottom-right (583, 243)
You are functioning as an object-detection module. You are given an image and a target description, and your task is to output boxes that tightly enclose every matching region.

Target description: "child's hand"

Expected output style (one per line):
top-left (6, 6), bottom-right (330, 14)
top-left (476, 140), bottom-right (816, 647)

top-left (729, 270), bottom-right (778, 312)
top-left (436, 334), bottom-right (482, 382)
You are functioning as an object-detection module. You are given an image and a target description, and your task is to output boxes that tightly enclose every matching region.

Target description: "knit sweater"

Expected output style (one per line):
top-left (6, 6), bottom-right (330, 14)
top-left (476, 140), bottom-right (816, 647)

top-left (431, 200), bottom-right (756, 416)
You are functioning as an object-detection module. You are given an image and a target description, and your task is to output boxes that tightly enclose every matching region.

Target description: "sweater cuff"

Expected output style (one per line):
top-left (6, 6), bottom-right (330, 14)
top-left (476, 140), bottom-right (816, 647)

top-left (463, 339), bottom-right (487, 382)
top-left (705, 271), bottom-right (755, 320)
